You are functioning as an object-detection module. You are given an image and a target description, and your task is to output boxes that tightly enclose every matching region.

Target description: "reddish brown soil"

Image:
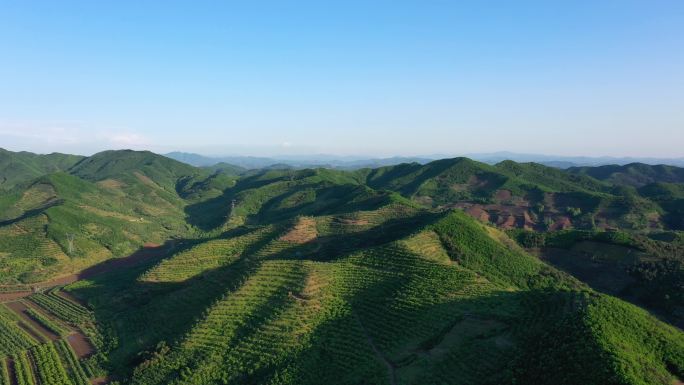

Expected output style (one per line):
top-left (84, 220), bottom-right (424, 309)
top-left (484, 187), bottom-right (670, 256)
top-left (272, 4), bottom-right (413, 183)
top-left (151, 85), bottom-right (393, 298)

top-left (0, 291), bottom-right (32, 302)
top-left (67, 332), bottom-right (95, 358)
top-left (550, 216), bottom-right (572, 231)
top-left (494, 189), bottom-right (512, 202)
top-left (452, 202), bottom-right (542, 230)
top-left (522, 211), bottom-right (535, 229)
top-left (27, 352), bottom-right (39, 385)
top-left (6, 358), bottom-right (18, 385)
top-left (5, 301), bottom-right (60, 341)
top-left (280, 218), bottom-right (317, 244)
top-left (497, 214), bottom-right (517, 229)
top-left (464, 206), bottom-right (490, 223)
top-left (91, 377), bottom-right (110, 385)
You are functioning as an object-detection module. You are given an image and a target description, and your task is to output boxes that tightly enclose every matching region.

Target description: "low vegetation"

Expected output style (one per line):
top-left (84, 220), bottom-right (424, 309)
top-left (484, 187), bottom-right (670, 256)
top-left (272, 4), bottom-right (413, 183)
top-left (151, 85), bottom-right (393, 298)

top-left (0, 148), bottom-right (682, 384)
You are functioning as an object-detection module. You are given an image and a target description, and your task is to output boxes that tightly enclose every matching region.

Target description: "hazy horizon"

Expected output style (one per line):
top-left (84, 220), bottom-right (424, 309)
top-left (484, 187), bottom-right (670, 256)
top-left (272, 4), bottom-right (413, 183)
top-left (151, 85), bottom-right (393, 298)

top-left (1, 1), bottom-right (683, 157)
top-left (5, 146), bottom-right (684, 167)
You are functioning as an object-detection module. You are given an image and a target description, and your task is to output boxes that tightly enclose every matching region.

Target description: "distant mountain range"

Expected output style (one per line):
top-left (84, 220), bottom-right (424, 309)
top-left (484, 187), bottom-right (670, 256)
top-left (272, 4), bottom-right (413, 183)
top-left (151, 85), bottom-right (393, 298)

top-left (165, 151), bottom-right (684, 169)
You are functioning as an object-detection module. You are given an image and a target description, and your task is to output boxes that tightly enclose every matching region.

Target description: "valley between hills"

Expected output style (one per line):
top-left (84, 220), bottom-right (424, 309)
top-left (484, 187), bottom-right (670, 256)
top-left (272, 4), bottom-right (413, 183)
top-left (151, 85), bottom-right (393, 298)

top-left (1, 148), bottom-right (684, 385)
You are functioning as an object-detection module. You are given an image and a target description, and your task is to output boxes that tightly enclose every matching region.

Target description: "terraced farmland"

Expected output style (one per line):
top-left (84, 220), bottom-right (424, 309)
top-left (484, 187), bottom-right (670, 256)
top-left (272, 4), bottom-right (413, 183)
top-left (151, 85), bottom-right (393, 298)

top-left (0, 287), bottom-right (98, 385)
top-left (1, 149), bottom-right (684, 384)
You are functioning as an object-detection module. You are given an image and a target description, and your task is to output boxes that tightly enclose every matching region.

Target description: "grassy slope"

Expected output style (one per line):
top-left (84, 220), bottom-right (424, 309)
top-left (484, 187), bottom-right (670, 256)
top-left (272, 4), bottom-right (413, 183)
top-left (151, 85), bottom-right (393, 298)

top-left (363, 158), bottom-right (667, 231)
top-left (63, 206), bottom-right (684, 385)
top-left (0, 150), bottom-right (212, 283)
top-left (569, 163), bottom-right (684, 187)
top-left (0, 148), bottom-right (84, 190)
top-left (1, 151), bottom-right (684, 384)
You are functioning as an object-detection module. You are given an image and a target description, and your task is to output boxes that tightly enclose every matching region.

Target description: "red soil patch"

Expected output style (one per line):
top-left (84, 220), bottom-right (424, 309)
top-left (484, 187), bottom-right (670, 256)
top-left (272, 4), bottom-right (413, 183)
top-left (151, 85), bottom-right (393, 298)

top-left (0, 291), bottom-right (32, 302)
top-left (522, 211), bottom-right (535, 230)
top-left (494, 189), bottom-right (512, 202)
top-left (497, 215), bottom-right (517, 229)
top-left (6, 358), bottom-right (18, 385)
top-left (464, 206), bottom-right (490, 223)
top-left (280, 217), bottom-right (317, 244)
top-left (91, 377), bottom-right (110, 385)
top-left (5, 301), bottom-right (59, 341)
top-left (67, 332), bottom-right (95, 358)
top-left (550, 216), bottom-right (572, 231)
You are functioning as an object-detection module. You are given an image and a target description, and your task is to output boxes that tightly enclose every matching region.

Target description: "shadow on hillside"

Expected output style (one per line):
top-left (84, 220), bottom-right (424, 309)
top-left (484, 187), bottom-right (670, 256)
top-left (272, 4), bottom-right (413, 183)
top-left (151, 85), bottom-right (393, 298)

top-left (126, 273), bottom-right (608, 385)
top-left (538, 246), bottom-right (684, 330)
top-left (63, 212), bottom-right (684, 385)
top-left (184, 178), bottom-right (400, 232)
top-left (65, 225), bottom-right (282, 375)
top-left (271, 211), bottom-right (445, 262)
top-left (0, 199), bottom-right (63, 226)
top-left (65, 210), bottom-right (445, 377)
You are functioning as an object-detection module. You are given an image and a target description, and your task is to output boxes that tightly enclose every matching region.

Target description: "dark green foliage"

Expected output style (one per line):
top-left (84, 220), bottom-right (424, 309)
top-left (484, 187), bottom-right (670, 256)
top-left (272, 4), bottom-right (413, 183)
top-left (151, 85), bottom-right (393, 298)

top-left (508, 229), bottom-right (546, 248)
top-left (24, 308), bottom-right (68, 337)
top-left (0, 306), bottom-right (38, 356)
top-left (54, 340), bottom-right (90, 385)
top-left (12, 352), bottom-right (36, 385)
top-left (29, 292), bottom-right (93, 326)
top-left (0, 148), bottom-right (84, 191)
top-left (570, 162), bottom-right (684, 187)
top-left (202, 162), bottom-right (247, 176)
top-left (0, 359), bottom-right (9, 385)
top-left (432, 210), bottom-right (542, 288)
top-left (2, 150), bottom-right (684, 385)
top-left (30, 342), bottom-right (73, 385)
top-left (68, 150), bottom-right (199, 188)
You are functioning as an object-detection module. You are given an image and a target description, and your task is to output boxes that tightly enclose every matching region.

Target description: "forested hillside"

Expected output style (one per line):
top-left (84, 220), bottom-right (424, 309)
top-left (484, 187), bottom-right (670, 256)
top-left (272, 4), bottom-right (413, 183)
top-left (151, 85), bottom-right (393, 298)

top-left (0, 149), bottom-right (683, 385)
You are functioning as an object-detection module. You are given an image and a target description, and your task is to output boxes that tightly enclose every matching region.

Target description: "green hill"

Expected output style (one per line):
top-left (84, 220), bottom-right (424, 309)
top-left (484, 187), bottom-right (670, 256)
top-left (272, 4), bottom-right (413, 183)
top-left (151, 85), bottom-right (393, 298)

top-left (1, 150), bottom-right (684, 385)
top-left (65, 209), bottom-right (684, 385)
top-left (0, 150), bottom-right (217, 283)
top-left (202, 162), bottom-right (247, 176)
top-left (0, 148), bottom-right (84, 190)
top-left (69, 150), bottom-right (200, 189)
top-left (363, 158), bottom-right (665, 231)
top-left (569, 163), bottom-right (684, 187)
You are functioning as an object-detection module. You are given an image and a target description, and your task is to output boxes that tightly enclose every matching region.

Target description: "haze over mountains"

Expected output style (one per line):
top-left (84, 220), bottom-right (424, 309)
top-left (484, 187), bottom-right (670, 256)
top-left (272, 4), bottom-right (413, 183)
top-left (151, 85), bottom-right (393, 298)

top-left (165, 150), bottom-right (684, 170)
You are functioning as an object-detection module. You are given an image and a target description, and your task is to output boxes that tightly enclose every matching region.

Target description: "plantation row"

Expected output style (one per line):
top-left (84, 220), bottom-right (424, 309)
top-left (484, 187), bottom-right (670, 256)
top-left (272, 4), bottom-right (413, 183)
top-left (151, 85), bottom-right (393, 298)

top-left (0, 340), bottom-right (92, 385)
top-left (0, 287), bottom-right (97, 385)
top-left (128, 210), bottom-right (542, 385)
top-left (11, 351), bottom-right (35, 385)
top-left (25, 307), bottom-right (68, 337)
top-left (0, 359), bottom-right (8, 385)
top-left (0, 305), bottom-right (38, 357)
top-left (130, 256), bottom-right (395, 385)
top-left (140, 227), bottom-right (271, 283)
top-left (315, 204), bottom-right (420, 237)
top-left (31, 342), bottom-right (73, 385)
top-left (29, 290), bottom-right (93, 325)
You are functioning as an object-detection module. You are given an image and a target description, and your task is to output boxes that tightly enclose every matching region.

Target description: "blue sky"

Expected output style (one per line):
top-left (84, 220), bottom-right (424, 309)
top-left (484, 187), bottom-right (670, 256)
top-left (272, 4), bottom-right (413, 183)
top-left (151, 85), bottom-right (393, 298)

top-left (0, 1), bottom-right (682, 157)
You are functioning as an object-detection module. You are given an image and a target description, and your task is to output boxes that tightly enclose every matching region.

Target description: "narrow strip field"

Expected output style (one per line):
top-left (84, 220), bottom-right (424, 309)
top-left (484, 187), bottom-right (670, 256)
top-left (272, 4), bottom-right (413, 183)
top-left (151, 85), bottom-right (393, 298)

top-left (5, 301), bottom-right (60, 341)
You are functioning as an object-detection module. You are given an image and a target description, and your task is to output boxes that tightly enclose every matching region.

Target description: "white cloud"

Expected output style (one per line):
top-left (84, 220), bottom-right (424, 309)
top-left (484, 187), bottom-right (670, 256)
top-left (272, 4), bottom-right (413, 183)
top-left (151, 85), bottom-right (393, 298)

top-left (0, 120), bottom-right (153, 154)
top-left (104, 133), bottom-right (150, 147)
